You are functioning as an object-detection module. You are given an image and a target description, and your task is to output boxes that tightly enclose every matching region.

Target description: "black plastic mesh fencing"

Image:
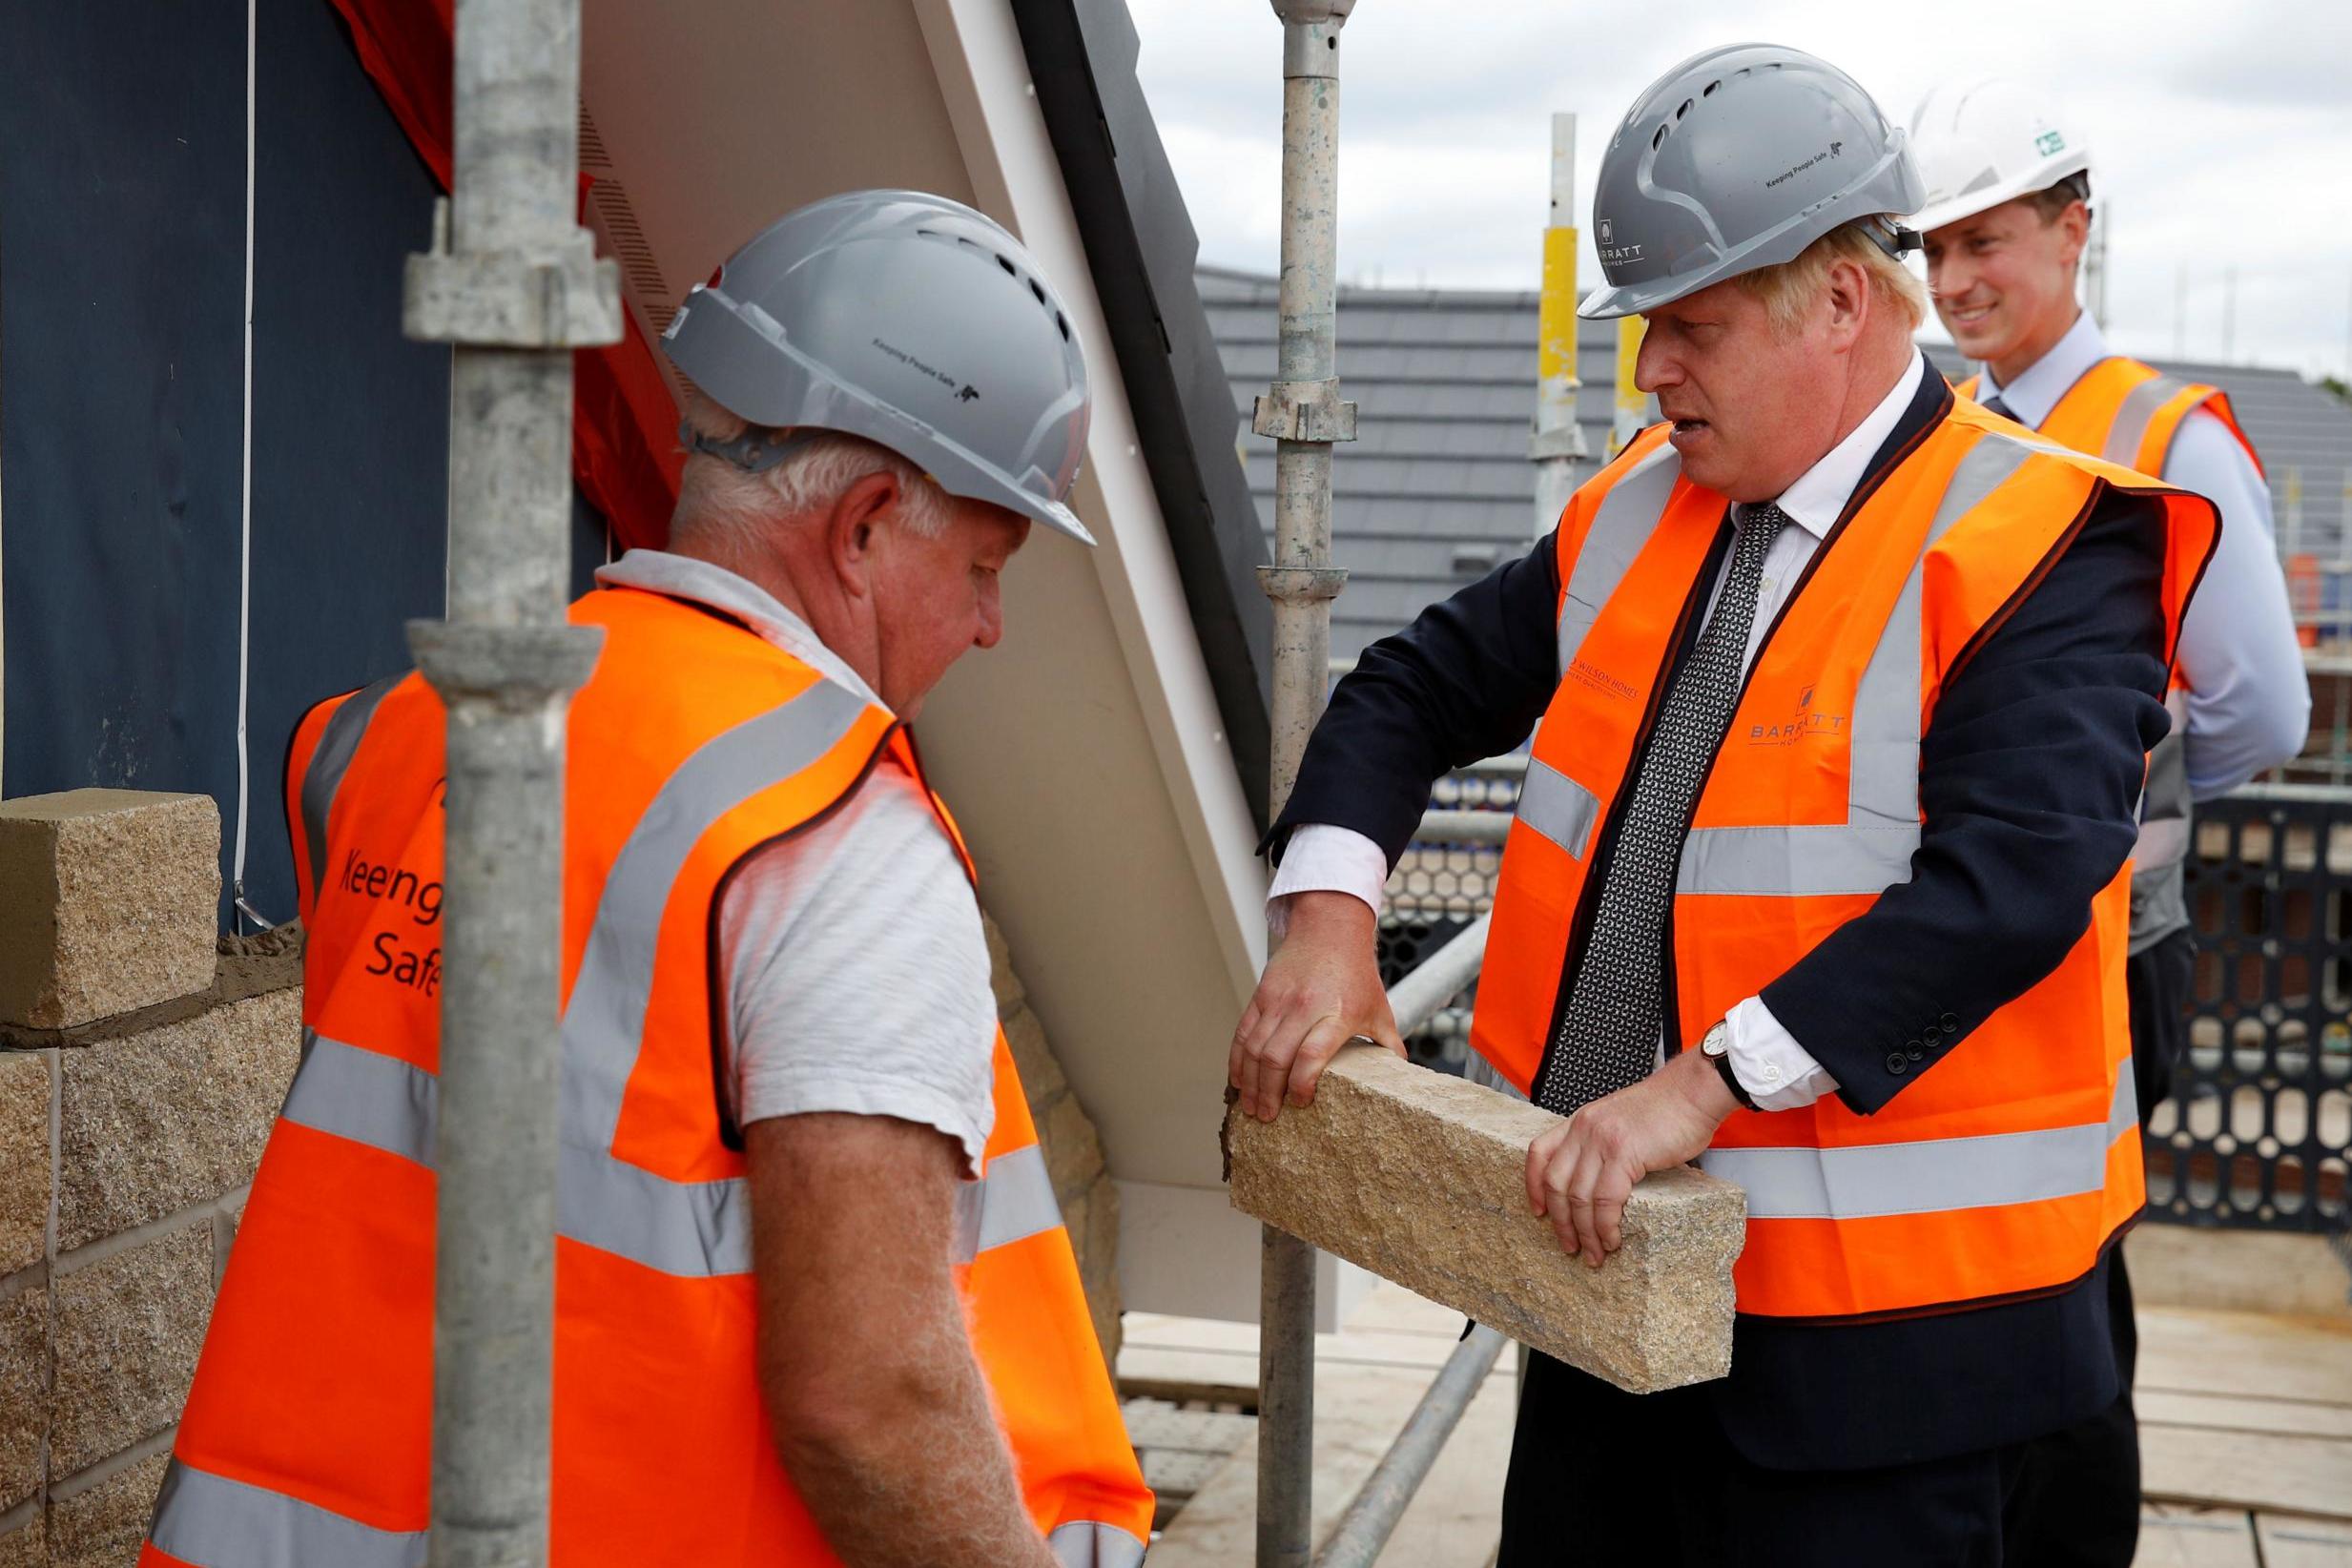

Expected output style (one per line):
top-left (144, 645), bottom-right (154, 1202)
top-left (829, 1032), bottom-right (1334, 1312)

top-left (2147, 789), bottom-right (2352, 1232)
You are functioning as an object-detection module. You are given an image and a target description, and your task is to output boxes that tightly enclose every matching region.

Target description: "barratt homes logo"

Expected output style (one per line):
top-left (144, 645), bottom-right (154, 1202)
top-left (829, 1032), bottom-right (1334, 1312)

top-left (1596, 216), bottom-right (1643, 265)
top-left (1747, 681), bottom-right (1847, 745)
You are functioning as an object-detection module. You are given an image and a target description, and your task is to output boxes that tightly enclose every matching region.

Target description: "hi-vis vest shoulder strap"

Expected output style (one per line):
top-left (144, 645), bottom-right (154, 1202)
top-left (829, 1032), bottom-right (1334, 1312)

top-left (1475, 402), bottom-right (2218, 1322)
top-left (1956, 358), bottom-right (2262, 480)
top-left (147, 586), bottom-right (1152, 1568)
top-left (1957, 355), bottom-right (2258, 938)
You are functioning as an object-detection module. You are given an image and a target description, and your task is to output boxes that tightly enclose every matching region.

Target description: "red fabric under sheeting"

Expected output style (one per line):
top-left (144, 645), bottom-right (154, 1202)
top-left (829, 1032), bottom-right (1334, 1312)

top-left (328, 0), bottom-right (681, 550)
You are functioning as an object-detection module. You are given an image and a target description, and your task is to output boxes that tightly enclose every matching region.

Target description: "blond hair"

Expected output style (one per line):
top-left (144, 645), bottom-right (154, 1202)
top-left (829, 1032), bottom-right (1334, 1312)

top-left (670, 393), bottom-right (949, 553)
top-left (1735, 220), bottom-right (1927, 338)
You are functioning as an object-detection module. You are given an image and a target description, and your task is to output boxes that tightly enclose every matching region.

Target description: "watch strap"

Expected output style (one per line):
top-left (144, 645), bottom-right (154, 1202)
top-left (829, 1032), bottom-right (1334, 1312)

top-left (1707, 1038), bottom-right (1758, 1112)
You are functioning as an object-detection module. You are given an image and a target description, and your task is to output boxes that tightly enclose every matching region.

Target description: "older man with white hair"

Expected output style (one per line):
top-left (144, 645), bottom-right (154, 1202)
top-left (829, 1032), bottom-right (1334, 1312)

top-left (1230, 45), bottom-right (2218, 1565)
top-left (150, 191), bottom-right (1152, 1568)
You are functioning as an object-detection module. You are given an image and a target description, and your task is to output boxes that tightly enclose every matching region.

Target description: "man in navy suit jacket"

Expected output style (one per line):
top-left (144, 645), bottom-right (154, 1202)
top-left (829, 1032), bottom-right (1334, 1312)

top-left (1229, 44), bottom-right (2199, 1568)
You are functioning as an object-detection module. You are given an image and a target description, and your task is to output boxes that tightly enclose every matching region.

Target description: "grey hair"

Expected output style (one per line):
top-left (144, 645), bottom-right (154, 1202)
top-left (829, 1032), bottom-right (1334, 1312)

top-left (670, 393), bottom-right (950, 552)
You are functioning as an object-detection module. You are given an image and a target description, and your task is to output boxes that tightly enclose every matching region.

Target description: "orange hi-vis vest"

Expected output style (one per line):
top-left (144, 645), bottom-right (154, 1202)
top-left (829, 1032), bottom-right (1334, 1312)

top-left (145, 586), bottom-right (1153, 1567)
top-left (1961, 356), bottom-right (2264, 948)
top-left (1470, 402), bottom-right (2218, 1322)
top-left (1958, 357), bottom-right (2262, 481)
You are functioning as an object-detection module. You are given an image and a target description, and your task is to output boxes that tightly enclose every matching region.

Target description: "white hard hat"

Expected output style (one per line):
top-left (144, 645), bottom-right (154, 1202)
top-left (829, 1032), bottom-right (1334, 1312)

top-left (1907, 77), bottom-right (2091, 237)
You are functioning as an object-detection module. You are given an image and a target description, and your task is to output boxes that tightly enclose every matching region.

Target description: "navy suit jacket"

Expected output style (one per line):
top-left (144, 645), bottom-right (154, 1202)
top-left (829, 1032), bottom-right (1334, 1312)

top-left (1273, 370), bottom-right (2176, 1467)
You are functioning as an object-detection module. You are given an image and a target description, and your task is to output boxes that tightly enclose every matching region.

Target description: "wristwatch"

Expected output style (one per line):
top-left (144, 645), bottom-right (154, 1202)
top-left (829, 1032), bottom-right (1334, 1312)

top-left (1698, 1020), bottom-right (1757, 1111)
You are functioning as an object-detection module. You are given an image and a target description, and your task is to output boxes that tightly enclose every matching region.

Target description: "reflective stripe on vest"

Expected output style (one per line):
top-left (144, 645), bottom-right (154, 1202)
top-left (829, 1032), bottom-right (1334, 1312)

top-left (298, 673), bottom-right (403, 902)
top-left (1048, 1519), bottom-right (1150, 1568)
top-left (280, 1028), bottom-right (1060, 1269)
top-left (1675, 433), bottom-right (2045, 897)
top-left (149, 1459), bottom-right (424, 1568)
top-left (1556, 438), bottom-right (1681, 680)
top-left (1520, 431), bottom-right (2050, 892)
top-left (1702, 1071), bottom-right (2137, 1220)
top-left (2101, 373), bottom-right (2199, 468)
top-left (147, 1456), bottom-right (1146, 1568)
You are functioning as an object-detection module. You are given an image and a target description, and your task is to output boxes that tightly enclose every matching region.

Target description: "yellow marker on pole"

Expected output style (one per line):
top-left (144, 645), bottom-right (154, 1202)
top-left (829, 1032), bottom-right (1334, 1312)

top-left (1530, 113), bottom-right (1587, 537)
top-left (1609, 315), bottom-right (1649, 460)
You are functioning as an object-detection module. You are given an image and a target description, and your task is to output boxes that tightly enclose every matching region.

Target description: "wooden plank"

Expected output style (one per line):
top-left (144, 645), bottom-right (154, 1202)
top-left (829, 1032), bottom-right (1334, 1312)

top-left (1343, 1281), bottom-right (1487, 1340)
top-left (2256, 1513), bottom-right (2352, 1568)
top-left (1116, 1347), bottom-right (1260, 1409)
top-left (1143, 1449), bottom-right (1233, 1500)
top-left (2137, 1309), bottom-right (2352, 1406)
top-left (1122, 1313), bottom-right (1468, 1372)
top-left (2141, 1424), bottom-right (2352, 1520)
top-left (2127, 1227), bottom-right (2352, 1320)
top-left (2135, 1505), bottom-right (2259, 1567)
top-left (1121, 1399), bottom-right (1255, 1455)
top-left (2138, 1389), bottom-right (2352, 1441)
top-left (1145, 1357), bottom-right (1515, 1568)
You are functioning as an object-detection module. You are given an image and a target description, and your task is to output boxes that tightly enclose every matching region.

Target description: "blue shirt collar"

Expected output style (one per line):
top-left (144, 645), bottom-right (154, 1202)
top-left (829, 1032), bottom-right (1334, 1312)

top-left (1976, 309), bottom-right (2106, 430)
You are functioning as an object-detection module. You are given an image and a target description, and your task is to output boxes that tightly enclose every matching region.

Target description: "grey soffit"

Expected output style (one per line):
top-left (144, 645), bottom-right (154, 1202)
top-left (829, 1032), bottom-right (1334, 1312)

top-left (1016, 3), bottom-right (1275, 831)
top-left (1200, 264), bottom-right (2352, 663)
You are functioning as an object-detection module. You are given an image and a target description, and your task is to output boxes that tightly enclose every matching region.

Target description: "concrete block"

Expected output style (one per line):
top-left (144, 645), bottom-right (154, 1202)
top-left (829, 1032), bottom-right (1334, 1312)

top-left (1068, 1172), bottom-right (1123, 1372)
top-left (980, 911), bottom-right (1025, 1019)
top-left (1040, 1090), bottom-right (1104, 1207)
top-left (50, 1223), bottom-right (211, 1476)
top-left (0, 1052), bottom-right (49, 1275)
top-left (0, 1288), bottom-right (43, 1516)
top-left (57, 991), bottom-right (300, 1250)
top-left (1001, 1007), bottom-right (1065, 1110)
top-left (1225, 1046), bottom-right (1744, 1393)
top-left (0, 792), bottom-right (218, 1030)
top-left (47, 1453), bottom-right (168, 1568)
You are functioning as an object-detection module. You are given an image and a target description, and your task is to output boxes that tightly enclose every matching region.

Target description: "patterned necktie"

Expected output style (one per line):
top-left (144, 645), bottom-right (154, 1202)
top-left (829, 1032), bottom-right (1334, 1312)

top-left (1535, 503), bottom-right (1794, 1115)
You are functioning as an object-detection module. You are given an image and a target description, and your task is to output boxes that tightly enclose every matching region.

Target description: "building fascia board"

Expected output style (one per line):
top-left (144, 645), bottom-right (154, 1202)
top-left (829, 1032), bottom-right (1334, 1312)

top-left (1009, 0), bottom-right (1275, 832)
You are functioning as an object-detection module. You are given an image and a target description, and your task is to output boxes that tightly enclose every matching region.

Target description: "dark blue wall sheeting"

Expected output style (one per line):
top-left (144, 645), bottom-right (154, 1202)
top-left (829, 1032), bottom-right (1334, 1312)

top-left (6, 1), bottom-right (625, 932)
top-left (1, 7), bottom-right (249, 869)
top-left (241, 0), bottom-right (451, 929)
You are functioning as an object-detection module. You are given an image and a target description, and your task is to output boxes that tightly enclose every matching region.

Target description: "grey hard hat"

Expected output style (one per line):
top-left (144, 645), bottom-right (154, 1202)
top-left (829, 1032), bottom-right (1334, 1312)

top-left (1578, 43), bottom-right (1926, 320)
top-left (663, 189), bottom-right (1097, 545)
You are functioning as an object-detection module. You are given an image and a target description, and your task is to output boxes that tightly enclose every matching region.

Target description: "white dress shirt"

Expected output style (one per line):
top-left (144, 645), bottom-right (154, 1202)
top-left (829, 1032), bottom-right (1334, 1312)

top-left (1270, 352), bottom-right (1932, 1111)
top-left (1977, 311), bottom-right (2308, 798)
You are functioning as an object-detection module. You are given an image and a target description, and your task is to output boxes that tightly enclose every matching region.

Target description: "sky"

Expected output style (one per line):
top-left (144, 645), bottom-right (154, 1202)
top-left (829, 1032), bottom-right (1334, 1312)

top-left (1125, 0), bottom-right (2352, 382)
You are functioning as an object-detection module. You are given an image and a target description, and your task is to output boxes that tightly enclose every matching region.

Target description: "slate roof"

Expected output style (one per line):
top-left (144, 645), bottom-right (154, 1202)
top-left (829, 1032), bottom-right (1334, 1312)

top-left (1199, 264), bottom-right (2352, 663)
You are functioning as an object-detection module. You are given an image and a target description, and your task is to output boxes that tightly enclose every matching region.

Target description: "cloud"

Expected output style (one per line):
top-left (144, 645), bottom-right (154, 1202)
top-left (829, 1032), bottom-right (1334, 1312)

top-left (1130, 0), bottom-right (2352, 378)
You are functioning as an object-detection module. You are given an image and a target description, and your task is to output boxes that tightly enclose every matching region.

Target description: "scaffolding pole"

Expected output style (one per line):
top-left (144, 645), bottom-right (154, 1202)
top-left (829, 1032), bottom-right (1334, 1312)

top-left (401, 0), bottom-right (621, 1560)
top-left (1530, 113), bottom-right (1587, 537)
top-left (1253, 3), bottom-right (1358, 1563)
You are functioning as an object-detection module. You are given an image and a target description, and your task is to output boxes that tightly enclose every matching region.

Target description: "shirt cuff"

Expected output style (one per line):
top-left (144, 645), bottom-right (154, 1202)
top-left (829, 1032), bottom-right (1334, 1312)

top-left (1267, 824), bottom-right (1390, 938)
top-left (1724, 994), bottom-right (1839, 1112)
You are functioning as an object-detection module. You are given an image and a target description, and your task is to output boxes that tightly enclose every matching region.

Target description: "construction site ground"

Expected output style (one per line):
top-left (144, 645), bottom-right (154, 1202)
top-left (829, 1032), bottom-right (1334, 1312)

top-left (1118, 1267), bottom-right (2352, 1565)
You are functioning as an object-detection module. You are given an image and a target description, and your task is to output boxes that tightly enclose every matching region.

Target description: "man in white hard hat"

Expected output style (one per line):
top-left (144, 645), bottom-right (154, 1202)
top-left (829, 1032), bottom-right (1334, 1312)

top-left (149, 191), bottom-right (1153, 1568)
top-left (1232, 43), bottom-right (2219, 1564)
top-left (1911, 78), bottom-right (2309, 1566)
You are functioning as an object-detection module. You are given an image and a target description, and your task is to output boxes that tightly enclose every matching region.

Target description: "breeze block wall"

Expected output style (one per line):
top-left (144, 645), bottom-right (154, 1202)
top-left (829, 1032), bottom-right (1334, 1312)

top-left (0, 791), bottom-right (301, 1567)
top-left (983, 913), bottom-right (1124, 1373)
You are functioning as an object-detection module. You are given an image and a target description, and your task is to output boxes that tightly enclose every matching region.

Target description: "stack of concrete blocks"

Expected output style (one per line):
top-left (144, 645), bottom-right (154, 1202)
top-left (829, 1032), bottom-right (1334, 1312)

top-left (982, 913), bottom-right (1124, 1372)
top-left (0, 791), bottom-right (302, 1567)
